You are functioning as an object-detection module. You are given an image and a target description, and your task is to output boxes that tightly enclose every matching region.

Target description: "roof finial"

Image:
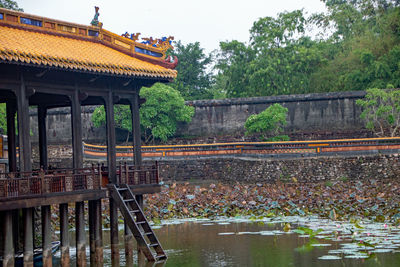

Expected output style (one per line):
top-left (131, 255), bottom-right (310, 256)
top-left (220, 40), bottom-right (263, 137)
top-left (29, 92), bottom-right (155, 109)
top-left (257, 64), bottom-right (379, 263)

top-left (91, 6), bottom-right (100, 26)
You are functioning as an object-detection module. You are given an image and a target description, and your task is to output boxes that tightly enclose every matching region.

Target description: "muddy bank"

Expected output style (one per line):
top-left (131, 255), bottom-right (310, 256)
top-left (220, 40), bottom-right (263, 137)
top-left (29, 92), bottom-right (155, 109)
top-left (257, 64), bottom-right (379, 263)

top-left (143, 179), bottom-right (400, 224)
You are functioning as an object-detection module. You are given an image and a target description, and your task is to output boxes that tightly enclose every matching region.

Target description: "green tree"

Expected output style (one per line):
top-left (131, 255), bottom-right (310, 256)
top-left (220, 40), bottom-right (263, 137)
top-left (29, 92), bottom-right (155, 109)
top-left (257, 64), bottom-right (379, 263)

top-left (91, 83), bottom-right (194, 143)
top-left (356, 88), bottom-right (400, 137)
top-left (216, 10), bottom-right (325, 98)
top-left (0, 104), bottom-right (6, 134)
top-left (0, 0), bottom-right (23, 11)
top-left (215, 40), bottom-right (255, 98)
top-left (169, 41), bottom-right (213, 100)
top-left (215, 1), bottom-right (400, 97)
top-left (311, 1), bottom-right (400, 92)
top-left (92, 105), bottom-right (132, 142)
top-left (140, 83), bottom-right (194, 142)
top-left (244, 103), bottom-right (289, 141)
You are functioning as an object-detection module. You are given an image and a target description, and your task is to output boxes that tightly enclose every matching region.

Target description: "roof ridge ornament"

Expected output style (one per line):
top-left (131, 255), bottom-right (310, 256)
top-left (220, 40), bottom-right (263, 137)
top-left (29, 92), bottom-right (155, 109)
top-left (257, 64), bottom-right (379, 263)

top-left (121, 33), bottom-right (174, 53)
top-left (90, 6), bottom-right (101, 27)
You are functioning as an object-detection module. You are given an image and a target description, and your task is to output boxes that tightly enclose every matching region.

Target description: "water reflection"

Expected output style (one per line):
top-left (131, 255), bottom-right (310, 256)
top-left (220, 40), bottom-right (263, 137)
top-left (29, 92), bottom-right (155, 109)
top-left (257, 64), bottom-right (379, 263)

top-left (63, 218), bottom-right (400, 266)
top-left (154, 219), bottom-right (400, 267)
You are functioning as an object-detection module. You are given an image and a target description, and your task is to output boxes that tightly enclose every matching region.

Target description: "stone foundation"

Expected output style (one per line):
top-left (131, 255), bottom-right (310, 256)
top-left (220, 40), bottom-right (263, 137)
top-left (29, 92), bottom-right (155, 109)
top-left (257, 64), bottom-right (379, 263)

top-left (157, 154), bottom-right (400, 183)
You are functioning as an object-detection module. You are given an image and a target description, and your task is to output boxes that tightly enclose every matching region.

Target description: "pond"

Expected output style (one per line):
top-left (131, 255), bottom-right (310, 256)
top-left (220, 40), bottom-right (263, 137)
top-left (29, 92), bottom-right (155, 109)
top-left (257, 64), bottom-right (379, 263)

top-left (62, 216), bottom-right (400, 266)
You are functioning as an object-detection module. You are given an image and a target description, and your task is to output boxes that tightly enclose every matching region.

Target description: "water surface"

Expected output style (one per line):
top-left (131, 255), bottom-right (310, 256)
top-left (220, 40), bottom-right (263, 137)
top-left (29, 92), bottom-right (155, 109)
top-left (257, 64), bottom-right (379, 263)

top-left (63, 217), bottom-right (400, 266)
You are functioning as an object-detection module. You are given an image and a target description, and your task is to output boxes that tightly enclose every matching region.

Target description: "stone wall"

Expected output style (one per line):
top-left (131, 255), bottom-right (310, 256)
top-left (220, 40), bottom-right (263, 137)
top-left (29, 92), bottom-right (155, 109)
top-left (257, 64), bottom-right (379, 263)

top-left (29, 91), bottom-right (367, 144)
top-left (157, 154), bottom-right (399, 183)
top-left (30, 106), bottom-right (108, 144)
top-left (179, 91), bottom-right (366, 137)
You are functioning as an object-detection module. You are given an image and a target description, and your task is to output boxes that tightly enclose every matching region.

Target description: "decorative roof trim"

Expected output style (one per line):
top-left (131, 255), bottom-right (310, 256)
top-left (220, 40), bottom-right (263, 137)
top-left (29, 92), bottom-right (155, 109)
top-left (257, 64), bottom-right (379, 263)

top-left (0, 7), bottom-right (178, 70)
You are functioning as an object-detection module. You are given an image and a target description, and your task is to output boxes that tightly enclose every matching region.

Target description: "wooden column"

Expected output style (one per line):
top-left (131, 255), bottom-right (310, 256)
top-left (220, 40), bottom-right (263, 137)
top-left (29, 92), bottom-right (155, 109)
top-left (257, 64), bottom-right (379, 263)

top-left (105, 91), bottom-right (117, 183)
top-left (42, 205), bottom-right (52, 266)
top-left (38, 105), bottom-right (48, 170)
top-left (130, 92), bottom-right (142, 166)
top-left (2, 211), bottom-right (14, 267)
top-left (23, 208), bottom-right (34, 267)
top-left (124, 222), bottom-right (134, 266)
top-left (71, 89), bottom-right (86, 266)
top-left (7, 102), bottom-right (19, 257)
top-left (5, 102), bottom-right (18, 265)
top-left (130, 91), bottom-right (145, 265)
top-left (95, 199), bottom-right (103, 266)
top-left (110, 198), bottom-right (119, 266)
top-left (6, 101), bottom-right (17, 172)
top-left (89, 200), bottom-right (95, 266)
top-left (105, 91), bottom-right (119, 264)
top-left (89, 200), bottom-right (103, 266)
top-left (16, 73), bottom-right (32, 172)
top-left (71, 89), bottom-right (83, 169)
top-left (75, 201), bottom-right (86, 267)
top-left (59, 203), bottom-right (70, 267)
top-left (88, 200), bottom-right (103, 266)
top-left (16, 74), bottom-right (34, 266)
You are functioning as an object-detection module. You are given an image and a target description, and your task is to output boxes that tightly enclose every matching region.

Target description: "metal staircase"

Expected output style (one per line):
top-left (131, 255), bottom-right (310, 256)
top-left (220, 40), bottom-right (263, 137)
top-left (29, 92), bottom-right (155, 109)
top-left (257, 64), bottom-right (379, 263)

top-left (109, 184), bottom-right (167, 262)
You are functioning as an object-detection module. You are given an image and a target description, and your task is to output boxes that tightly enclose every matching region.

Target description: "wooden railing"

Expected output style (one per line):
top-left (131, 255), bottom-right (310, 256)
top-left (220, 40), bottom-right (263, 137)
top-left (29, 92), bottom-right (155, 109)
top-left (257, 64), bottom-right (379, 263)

top-left (100, 163), bottom-right (159, 186)
top-left (0, 167), bottom-right (101, 198)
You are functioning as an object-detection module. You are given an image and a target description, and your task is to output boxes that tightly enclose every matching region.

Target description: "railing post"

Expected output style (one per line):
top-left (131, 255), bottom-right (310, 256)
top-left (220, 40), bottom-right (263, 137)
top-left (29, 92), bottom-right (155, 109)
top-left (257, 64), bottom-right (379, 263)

top-left (124, 162), bottom-right (128, 185)
top-left (119, 162), bottom-right (122, 184)
top-left (98, 164), bottom-right (102, 189)
top-left (40, 168), bottom-right (45, 195)
top-left (155, 161), bottom-right (159, 184)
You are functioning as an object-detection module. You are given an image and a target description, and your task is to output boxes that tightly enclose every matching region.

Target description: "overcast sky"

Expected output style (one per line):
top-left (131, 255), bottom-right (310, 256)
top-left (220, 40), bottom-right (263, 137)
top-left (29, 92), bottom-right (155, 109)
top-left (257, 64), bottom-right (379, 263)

top-left (18, 0), bottom-right (326, 53)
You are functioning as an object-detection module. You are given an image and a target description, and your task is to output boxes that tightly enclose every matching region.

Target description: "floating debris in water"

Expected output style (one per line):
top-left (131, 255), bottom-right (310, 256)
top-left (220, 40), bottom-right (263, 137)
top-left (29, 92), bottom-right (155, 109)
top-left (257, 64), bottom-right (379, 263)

top-left (311, 243), bottom-right (332, 247)
top-left (237, 232), bottom-right (260, 235)
top-left (318, 255), bottom-right (342, 260)
top-left (344, 254), bottom-right (369, 259)
top-left (218, 232), bottom-right (235, 235)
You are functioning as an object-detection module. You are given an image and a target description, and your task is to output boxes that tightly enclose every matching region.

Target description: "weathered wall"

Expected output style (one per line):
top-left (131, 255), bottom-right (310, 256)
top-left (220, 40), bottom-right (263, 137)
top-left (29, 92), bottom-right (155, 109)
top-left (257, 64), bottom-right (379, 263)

top-left (29, 91), bottom-right (367, 144)
top-left (30, 106), bottom-right (107, 144)
top-left (157, 153), bottom-right (400, 183)
top-left (179, 91), bottom-right (366, 137)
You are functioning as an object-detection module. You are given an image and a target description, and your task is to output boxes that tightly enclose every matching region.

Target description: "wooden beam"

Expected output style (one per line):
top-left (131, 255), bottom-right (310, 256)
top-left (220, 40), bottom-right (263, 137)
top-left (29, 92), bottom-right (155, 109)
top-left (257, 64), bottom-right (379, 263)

top-left (60, 203), bottom-right (70, 267)
top-left (35, 68), bottom-right (49, 78)
top-left (0, 190), bottom-right (107, 211)
top-left (128, 184), bottom-right (162, 195)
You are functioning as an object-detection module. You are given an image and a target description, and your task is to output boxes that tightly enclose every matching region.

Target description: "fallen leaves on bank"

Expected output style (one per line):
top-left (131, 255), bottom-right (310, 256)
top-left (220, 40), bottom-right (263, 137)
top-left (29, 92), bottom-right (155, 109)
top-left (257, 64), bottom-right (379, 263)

top-left (143, 179), bottom-right (400, 224)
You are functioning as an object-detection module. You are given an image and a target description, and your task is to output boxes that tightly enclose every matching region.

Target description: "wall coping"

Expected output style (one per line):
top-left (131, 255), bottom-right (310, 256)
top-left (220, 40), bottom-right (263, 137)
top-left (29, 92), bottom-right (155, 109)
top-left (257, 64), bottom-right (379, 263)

top-left (186, 91), bottom-right (367, 107)
top-left (30, 90), bottom-right (367, 116)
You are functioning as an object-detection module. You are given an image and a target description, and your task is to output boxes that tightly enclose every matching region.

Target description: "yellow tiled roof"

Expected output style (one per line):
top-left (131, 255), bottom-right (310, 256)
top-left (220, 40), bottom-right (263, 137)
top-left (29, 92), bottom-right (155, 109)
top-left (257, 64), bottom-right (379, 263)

top-left (0, 25), bottom-right (177, 79)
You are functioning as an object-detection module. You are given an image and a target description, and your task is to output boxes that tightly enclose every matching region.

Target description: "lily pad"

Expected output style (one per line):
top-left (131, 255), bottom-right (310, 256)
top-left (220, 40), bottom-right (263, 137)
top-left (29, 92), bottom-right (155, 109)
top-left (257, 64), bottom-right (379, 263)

top-left (318, 255), bottom-right (342, 260)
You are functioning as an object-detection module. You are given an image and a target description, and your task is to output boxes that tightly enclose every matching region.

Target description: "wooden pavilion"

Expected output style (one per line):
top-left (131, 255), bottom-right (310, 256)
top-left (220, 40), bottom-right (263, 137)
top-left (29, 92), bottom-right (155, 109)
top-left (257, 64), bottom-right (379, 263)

top-left (0, 7), bottom-right (177, 266)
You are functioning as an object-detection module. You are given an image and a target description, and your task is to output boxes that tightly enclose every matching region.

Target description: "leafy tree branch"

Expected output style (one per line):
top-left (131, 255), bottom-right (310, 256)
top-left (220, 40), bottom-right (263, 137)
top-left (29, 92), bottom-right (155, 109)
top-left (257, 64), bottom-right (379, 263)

top-left (356, 88), bottom-right (400, 137)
